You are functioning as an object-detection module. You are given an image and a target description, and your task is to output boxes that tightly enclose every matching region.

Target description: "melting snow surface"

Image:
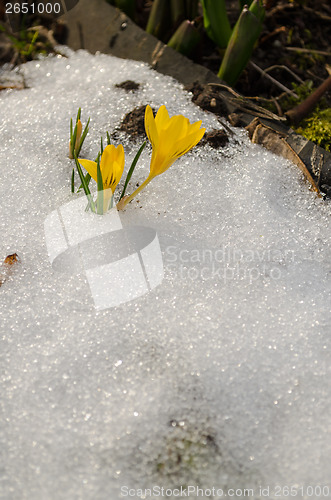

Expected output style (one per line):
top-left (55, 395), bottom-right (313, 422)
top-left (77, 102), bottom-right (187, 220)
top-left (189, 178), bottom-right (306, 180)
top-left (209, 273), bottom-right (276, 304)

top-left (0, 48), bottom-right (330, 500)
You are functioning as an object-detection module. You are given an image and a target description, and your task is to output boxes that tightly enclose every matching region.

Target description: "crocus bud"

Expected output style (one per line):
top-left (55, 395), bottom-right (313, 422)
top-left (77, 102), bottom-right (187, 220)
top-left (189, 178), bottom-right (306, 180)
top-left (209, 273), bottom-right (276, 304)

top-left (69, 119), bottom-right (83, 159)
top-left (167, 20), bottom-right (201, 57)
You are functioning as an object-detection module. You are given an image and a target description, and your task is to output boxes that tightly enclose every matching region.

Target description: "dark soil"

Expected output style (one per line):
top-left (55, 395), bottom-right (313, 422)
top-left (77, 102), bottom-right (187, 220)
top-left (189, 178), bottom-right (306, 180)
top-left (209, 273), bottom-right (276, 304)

top-left (115, 105), bottom-right (152, 138)
top-left (115, 80), bottom-right (140, 92)
top-left (186, 81), bottom-right (229, 116)
top-left (202, 130), bottom-right (229, 148)
top-left (135, 0), bottom-right (331, 113)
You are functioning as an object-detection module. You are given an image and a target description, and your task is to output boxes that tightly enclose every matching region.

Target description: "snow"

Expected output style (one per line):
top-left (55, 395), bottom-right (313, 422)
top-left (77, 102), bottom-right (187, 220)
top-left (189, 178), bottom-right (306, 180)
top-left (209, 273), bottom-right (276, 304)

top-left (0, 48), bottom-right (330, 500)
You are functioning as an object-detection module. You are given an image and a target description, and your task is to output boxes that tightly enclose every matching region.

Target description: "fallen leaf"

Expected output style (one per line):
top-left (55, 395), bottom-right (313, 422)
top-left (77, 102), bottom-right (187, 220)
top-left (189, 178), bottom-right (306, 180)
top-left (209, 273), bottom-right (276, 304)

top-left (246, 118), bottom-right (322, 197)
top-left (0, 253), bottom-right (20, 287)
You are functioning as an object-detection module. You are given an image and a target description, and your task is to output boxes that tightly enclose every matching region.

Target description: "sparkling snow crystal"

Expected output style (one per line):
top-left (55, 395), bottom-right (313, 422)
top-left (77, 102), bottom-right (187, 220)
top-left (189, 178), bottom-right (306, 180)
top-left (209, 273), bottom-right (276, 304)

top-left (0, 49), bottom-right (330, 500)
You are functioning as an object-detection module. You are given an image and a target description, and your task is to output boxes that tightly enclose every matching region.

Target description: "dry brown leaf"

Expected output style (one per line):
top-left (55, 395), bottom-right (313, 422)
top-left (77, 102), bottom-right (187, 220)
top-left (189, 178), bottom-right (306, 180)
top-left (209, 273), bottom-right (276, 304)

top-left (0, 84), bottom-right (24, 91)
top-left (246, 118), bottom-right (322, 197)
top-left (0, 253), bottom-right (20, 287)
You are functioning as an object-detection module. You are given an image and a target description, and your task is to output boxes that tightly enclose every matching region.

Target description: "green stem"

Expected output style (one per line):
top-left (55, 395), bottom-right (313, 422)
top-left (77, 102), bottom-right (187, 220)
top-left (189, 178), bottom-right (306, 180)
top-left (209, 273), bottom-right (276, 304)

top-left (120, 176), bottom-right (153, 208)
top-left (71, 168), bottom-right (75, 193)
top-left (119, 141), bottom-right (146, 201)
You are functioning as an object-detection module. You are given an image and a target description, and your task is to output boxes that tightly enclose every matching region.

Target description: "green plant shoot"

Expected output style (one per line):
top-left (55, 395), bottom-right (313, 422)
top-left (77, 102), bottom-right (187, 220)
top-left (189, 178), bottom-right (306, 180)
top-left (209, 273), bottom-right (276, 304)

top-left (200, 0), bottom-right (232, 49)
top-left (218, 0), bottom-right (265, 85)
top-left (167, 20), bottom-right (201, 57)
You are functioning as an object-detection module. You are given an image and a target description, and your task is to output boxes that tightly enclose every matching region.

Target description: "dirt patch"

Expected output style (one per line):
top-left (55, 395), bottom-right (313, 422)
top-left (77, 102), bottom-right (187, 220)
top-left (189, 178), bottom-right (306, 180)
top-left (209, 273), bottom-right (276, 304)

top-left (203, 129), bottom-right (229, 149)
top-left (185, 82), bottom-right (229, 117)
top-left (114, 105), bottom-right (154, 139)
top-left (115, 80), bottom-right (140, 92)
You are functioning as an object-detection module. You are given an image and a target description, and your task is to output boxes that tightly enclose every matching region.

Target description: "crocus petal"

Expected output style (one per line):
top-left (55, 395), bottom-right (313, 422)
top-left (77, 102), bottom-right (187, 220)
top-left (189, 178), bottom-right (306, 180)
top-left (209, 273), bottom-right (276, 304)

top-left (154, 129), bottom-right (176, 168)
top-left (99, 144), bottom-right (125, 191)
top-left (100, 145), bottom-right (117, 185)
top-left (155, 105), bottom-right (170, 131)
top-left (149, 150), bottom-right (168, 177)
top-left (148, 148), bottom-right (159, 178)
top-left (163, 115), bottom-right (189, 145)
top-left (112, 144), bottom-right (125, 187)
top-left (111, 160), bottom-right (124, 190)
top-left (115, 144), bottom-right (125, 169)
top-left (172, 127), bottom-right (206, 159)
top-left (78, 159), bottom-right (98, 182)
top-left (152, 116), bottom-right (187, 169)
top-left (145, 105), bottom-right (159, 149)
top-left (151, 127), bottom-right (205, 177)
top-left (150, 154), bottom-right (177, 177)
top-left (188, 120), bottom-right (203, 135)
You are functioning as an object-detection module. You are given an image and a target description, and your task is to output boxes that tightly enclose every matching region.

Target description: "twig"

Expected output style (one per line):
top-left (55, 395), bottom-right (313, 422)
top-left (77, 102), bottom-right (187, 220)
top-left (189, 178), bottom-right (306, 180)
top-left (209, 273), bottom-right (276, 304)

top-left (249, 61), bottom-right (299, 98)
top-left (286, 75), bottom-right (331, 125)
top-left (260, 26), bottom-right (286, 45)
top-left (236, 91), bottom-right (288, 103)
top-left (306, 70), bottom-right (325, 83)
top-left (285, 47), bottom-right (331, 57)
top-left (302, 6), bottom-right (331, 22)
top-left (266, 4), bottom-right (295, 17)
top-left (217, 117), bottom-right (235, 136)
top-left (207, 83), bottom-right (287, 121)
top-left (267, 3), bottom-right (331, 22)
top-left (272, 97), bottom-right (283, 116)
top-left (262, 64), bottom-right (304, 84)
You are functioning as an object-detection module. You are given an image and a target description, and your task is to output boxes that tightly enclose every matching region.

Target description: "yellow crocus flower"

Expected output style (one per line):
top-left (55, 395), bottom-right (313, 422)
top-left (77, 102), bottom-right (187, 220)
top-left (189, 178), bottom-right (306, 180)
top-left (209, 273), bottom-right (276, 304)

top-left (118, 105), bottom-right (205, 209)
top-left (79, 144), bottom-right (125, 211)
top-left (145, 104), bottom-right (206, 177)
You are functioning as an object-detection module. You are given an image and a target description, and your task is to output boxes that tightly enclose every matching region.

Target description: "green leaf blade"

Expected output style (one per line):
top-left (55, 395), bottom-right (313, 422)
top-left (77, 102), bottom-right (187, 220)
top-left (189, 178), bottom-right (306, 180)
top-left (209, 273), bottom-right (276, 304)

top-left (119, 141), bottom-right (146, 201)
